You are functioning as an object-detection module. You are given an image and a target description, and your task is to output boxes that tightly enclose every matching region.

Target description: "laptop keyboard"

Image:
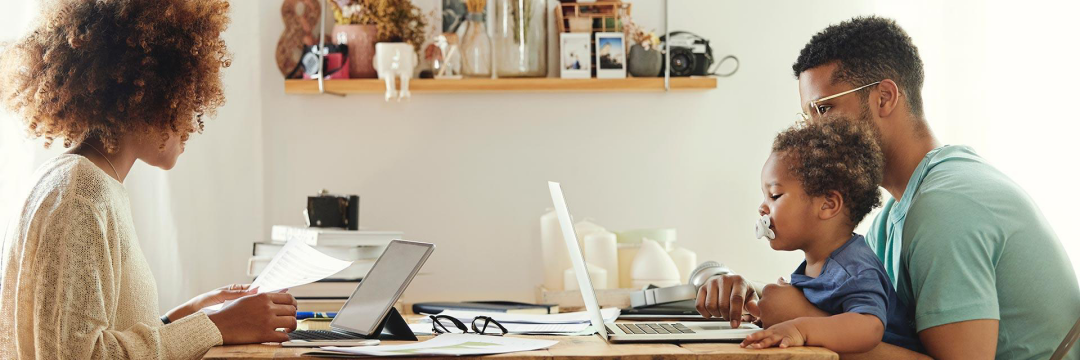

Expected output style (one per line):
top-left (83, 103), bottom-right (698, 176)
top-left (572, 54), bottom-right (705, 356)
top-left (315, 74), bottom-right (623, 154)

top-left (616, 323), bottom-right (695, 335)
top-left (288, 330), bottom-right (363, 341)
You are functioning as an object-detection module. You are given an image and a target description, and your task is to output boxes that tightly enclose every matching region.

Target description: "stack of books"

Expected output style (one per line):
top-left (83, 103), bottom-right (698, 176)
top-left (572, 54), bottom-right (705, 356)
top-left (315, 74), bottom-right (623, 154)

top-left (249, 225), bottom-right (403, 312)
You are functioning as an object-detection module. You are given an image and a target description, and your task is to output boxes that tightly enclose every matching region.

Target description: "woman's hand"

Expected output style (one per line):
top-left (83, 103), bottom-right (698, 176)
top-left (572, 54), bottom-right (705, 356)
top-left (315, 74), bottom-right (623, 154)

top-left (165, 284), bottom-right (258, 322)
top-left (741, 319), bottom-right (807, 349)
top-left (207, 292), bottom-right (298, 344)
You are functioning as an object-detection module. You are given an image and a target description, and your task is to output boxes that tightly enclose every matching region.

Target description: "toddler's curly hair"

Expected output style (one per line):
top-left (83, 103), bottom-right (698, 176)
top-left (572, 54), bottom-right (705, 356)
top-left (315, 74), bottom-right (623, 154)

top-left (0, 0), bottom-right (232, 152)
top-left (772, 118), bottom-right (885, 225)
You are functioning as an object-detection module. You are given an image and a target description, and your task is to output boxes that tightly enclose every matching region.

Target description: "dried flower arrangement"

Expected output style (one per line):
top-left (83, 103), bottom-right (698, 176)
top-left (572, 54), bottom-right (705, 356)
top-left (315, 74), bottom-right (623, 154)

top-left (465, 0), bottom-right (486, 14)
top-left (330, 0), bottom-right (366, 24)
top-left (328, 0), bottom-right (428, 51)
top-left (621, 15), bottom-right (659, 51)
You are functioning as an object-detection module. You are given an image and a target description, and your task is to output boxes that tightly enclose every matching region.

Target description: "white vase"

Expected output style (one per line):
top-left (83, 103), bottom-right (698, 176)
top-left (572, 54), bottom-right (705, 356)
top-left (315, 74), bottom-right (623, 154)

top-left (631, 239), bottom-right (681, 288)
top-left (565, 263), bottom-right (608, 291)
top-left (616, 228), bottom-right (677, 251)
top-left (574, 219), bottom-right (606, 247)
top-left (668, 247), bottom-right (698, 284)
top-left (584, 230), bottom-right (619, 290)
top-left (540, 208), bottom-right (568, 291)
top-left (616, 243), bottom-right (639, 289)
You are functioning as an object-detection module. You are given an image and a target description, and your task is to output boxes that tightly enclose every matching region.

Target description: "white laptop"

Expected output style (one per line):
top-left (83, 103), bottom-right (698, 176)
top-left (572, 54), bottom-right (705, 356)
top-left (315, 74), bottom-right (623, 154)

top-left (548, 181), bottom-right (760, 342)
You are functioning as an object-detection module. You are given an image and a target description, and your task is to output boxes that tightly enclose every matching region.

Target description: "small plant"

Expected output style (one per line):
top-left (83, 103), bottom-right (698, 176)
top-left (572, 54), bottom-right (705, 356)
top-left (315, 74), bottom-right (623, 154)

top-left (328, 0), bottom-right (428, 51)
top-left (621, 15), bottom-right (659, 51)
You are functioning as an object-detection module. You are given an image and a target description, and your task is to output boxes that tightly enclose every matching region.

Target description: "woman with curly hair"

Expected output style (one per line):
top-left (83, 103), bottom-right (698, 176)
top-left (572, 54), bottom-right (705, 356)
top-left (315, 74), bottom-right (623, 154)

top-left (0, 0), bottom-right (297, 358)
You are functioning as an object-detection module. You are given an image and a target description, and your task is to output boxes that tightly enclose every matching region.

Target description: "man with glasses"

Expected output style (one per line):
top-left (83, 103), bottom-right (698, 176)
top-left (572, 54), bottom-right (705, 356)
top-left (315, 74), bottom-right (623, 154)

top-left (695, 16), bottom-right (1079, 359)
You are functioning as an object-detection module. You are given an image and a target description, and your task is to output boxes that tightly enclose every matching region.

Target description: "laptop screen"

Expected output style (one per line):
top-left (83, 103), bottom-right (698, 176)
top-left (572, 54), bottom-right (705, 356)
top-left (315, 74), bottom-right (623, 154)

top-left (548, 181), bottom-right (609, 341)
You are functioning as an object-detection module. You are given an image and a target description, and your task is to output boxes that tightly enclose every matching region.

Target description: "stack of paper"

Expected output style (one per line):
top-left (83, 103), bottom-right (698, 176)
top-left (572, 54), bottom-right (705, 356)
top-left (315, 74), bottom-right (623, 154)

top-left (309, 334), bottom-right (558, 357)
top-left (411, 308), bottom-right (621, 336)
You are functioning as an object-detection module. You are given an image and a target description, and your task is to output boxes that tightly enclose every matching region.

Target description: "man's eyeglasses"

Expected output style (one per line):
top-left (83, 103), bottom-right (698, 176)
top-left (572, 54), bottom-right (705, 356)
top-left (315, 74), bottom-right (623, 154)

top-left (430, 315), bottom-right (508, 336)
top-left (796, 81), bottom-right (881, 125)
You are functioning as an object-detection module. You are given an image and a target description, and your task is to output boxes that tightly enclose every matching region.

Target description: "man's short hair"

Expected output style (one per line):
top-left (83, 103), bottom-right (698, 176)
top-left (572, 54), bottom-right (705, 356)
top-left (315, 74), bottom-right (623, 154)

top-left (793, 16), bottom-right (925, 118)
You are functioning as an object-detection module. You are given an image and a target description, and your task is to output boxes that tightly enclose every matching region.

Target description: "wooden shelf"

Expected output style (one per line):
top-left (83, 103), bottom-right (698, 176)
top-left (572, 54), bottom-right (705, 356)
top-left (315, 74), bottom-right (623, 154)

top-left (283, 77), bottom-right (718, 94)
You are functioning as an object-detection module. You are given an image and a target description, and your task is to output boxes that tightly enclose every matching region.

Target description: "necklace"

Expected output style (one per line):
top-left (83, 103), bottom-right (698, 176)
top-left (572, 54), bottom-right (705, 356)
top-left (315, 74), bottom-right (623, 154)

top-left (86, 144), bottom-right (120, 180)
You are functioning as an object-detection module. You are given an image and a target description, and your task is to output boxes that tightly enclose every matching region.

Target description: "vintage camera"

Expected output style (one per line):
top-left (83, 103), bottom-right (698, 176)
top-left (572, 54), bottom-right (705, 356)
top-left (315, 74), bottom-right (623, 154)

top-left (306, 190), bottom-right (360, 230)
top-left (659, 31), bottom-right (714, 77)
top-left (286, 44), bottom-right (350, 80)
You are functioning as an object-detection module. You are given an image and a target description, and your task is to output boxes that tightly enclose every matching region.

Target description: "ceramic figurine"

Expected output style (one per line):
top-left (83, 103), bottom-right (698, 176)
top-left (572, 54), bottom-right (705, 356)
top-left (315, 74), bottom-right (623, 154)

top-left (374, 42), bottom-right (418, 101)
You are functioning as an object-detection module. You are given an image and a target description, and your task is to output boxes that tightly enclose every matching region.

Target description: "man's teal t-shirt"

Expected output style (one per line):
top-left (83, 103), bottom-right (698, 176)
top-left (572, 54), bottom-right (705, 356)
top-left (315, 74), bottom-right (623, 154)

top-left (867, 145), bottom-right (1080, 360)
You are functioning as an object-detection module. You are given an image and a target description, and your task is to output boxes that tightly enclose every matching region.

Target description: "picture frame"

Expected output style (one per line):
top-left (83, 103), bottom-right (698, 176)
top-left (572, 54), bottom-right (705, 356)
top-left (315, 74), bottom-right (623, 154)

top-left (560, 32), bottom-right (592, 79)
top-left (442, 0), bottom-right (467, 33)
top-left (594, 32), bottom-right (626, 79)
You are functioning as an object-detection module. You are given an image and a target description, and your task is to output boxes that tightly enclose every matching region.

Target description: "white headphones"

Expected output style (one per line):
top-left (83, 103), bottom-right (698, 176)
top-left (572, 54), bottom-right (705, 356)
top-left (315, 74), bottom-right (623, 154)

top-left (628, 261), bottom-right (732, 308)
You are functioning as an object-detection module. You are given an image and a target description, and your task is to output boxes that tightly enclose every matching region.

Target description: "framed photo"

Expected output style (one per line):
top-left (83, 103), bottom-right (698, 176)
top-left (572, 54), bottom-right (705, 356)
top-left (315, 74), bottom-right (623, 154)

top-left (560, 32), bottom-right (591, 79)
top-left (595, 32), bottom-right (626, 79)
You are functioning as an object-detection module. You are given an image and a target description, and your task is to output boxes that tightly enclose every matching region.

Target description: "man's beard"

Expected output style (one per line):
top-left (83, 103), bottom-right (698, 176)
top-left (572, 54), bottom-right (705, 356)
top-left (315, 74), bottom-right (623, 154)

top-left (855, 102), bottom-right (886, 155)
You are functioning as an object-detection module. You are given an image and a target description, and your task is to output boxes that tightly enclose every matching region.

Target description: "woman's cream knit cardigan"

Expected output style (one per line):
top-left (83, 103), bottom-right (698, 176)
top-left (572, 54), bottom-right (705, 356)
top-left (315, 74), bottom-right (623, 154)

top-left (0, 155), bottom-right (222, 359)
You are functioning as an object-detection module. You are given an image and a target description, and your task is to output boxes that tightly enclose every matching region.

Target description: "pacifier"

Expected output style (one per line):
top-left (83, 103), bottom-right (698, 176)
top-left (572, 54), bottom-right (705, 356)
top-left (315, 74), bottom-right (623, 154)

top-left (754, 214), bottom-right (775, 240)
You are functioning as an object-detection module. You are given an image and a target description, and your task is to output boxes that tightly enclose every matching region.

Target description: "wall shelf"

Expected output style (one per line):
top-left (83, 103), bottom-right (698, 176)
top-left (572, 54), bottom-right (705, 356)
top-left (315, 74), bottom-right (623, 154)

top-left (283, 77), bottom-right (718, 94)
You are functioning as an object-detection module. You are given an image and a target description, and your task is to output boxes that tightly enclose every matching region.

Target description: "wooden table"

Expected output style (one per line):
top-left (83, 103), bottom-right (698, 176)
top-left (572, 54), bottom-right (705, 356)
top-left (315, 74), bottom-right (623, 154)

top-left (204, 335), bottom-right (837, 359)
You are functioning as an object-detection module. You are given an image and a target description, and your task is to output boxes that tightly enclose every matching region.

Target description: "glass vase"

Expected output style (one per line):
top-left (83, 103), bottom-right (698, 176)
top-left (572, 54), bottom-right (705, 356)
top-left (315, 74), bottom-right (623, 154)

top-left (493, 0), bottom-right (546, 77)
top-left (460, 13), bottom-right (492, 78)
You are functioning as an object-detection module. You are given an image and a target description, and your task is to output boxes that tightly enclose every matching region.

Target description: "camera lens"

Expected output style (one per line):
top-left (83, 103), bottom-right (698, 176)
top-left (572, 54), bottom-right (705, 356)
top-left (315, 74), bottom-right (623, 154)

top-left (301, 51), bottom-right (321, 77)
top-left (668, 47), bottom-right (696, 77)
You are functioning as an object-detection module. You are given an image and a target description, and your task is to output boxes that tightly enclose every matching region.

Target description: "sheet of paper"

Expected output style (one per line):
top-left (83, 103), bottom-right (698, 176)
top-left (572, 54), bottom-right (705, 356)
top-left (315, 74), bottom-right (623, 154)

top-left (431, 308), bottom-right (620, 324)
top-left (408, 323), bottom-right (434, 335)
top-left (247, 238), bottom-right (354, 292)
top-left (205, 239), bottom-right (352, 311)
top-left (318, 333), bottom-right (557, 357)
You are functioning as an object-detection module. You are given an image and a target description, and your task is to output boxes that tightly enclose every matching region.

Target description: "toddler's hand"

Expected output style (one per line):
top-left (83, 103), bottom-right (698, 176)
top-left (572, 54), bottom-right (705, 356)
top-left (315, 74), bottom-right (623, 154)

top-left (741, 319), bottom-right (805, 349)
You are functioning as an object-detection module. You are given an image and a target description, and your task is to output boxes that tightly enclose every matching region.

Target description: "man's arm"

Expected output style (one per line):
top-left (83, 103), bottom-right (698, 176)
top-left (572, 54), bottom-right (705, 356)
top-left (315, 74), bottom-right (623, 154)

top-left (835, 319), bottom-right (998, 360)
top-left (919, 320), bottom-right (998, 360)
top-left (840, 343), bottom-right (932, 360)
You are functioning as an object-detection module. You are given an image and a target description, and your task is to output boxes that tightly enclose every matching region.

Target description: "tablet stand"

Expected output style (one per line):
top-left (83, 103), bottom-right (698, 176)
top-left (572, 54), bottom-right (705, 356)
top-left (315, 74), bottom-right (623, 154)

top-left (369, 307), bottom-right (417, 341)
